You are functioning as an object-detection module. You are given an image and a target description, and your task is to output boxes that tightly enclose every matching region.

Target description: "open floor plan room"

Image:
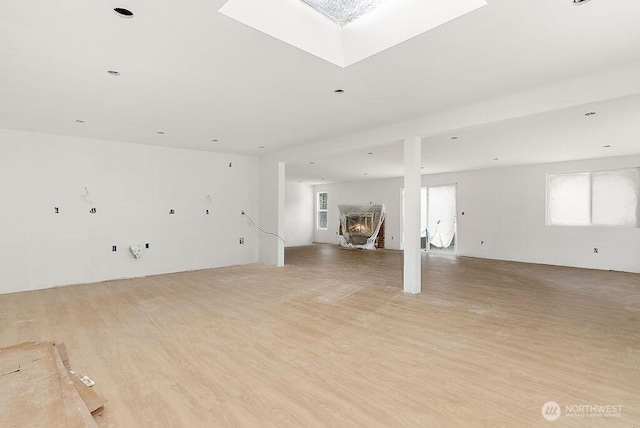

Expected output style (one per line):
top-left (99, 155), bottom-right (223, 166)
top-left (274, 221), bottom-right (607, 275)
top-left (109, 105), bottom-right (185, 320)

top-left (1, 245), bottom-right (638, 426)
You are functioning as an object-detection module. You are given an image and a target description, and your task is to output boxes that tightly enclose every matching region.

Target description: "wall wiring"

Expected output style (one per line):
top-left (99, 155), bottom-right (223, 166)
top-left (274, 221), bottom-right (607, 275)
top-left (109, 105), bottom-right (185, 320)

top-left (242, 212), bottom-right (286, 244)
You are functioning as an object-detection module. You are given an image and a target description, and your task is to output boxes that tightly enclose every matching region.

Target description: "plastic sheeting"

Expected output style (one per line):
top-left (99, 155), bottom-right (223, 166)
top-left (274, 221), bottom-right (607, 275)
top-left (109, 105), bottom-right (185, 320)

top-left (338, 204), bottom-right (385, 250)
top-left (426, 185), bottom-right (456, 249)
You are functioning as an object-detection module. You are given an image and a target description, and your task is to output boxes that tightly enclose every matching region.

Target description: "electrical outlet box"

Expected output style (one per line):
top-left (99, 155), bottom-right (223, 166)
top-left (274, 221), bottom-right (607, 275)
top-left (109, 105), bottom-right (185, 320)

top-left (239, 238), bottom-right (244, 244)
top-left (112, 246), bottom-right (117, 252)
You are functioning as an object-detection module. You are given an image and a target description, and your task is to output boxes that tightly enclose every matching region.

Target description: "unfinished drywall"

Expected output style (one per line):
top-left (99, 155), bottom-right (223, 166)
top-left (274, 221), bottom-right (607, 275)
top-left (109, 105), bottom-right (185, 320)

top-left (284, 180), bottom-right (314, 247)
top-left (0, 128), bottom-right (259, 294)
top-left (314, 155), bottom-right (640, 273)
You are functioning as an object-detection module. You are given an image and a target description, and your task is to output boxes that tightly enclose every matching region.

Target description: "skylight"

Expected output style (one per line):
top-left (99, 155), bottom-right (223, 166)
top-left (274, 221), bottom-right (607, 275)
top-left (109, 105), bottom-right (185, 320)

top-left (219, 0), bottom-right (487, 67)
top-left (301, 0), bottom-right (391, 26)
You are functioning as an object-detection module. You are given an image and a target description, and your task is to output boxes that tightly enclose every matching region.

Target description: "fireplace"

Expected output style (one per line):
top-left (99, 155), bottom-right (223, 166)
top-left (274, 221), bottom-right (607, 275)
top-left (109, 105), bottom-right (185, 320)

top-left (338, 204), bottom-right (385, 249)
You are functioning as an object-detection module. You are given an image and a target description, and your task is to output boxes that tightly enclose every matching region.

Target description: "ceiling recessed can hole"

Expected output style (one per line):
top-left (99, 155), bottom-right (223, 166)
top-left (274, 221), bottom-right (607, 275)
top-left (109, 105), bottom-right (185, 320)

top-left (334, 89), bottom-right (344, 94)
top-left (310, 161), bottom-right (315, 164)
top-left (157, 131), bottom-right (165, 135)
top-left (114, 8), bottom-right (134, 18)
top-left (451, 136), bottom-right (458, 140)
top-left (212, 139), bottom-right (218, 142)
top-left (493, 157), bottom-right (499, 161)
top-left (603, 145), bottom-right (612, 148)
top-left (367, 152), bottom-right (374, 155)
top-left (259, 146), bottom-right (265, 149)
top-left (573, 0), bottom-right (591, 5)
top-left (107, 70), bottom-right (120, 76)
top-left (585, 111), bottom-right (596, 116)
top-left (75, 120), bottom-right (85, 123)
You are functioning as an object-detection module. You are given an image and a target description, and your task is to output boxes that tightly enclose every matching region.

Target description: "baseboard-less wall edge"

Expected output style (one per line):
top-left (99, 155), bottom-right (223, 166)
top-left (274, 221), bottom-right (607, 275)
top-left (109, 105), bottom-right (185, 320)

top-left (456, 254), bottom-right (639, 275)
top-left (0, 262), bottom-right (261, 296)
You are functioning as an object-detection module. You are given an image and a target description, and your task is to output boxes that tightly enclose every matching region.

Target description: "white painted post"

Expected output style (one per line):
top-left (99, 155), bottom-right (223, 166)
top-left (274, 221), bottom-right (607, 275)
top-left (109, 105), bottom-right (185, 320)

top-left (403, 137), bottom-right (422, 293)
top-left (259, 160), bottom-right (285, 267)
top-left (276, 162), bottom-right (285, 267)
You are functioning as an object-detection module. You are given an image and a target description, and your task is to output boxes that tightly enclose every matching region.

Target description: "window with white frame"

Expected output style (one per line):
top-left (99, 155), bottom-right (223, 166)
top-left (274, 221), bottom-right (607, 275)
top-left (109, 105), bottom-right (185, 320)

top-left (317, 191), bottom-right (328, 230)
top-left (547, 168), bottom-right (639, 227)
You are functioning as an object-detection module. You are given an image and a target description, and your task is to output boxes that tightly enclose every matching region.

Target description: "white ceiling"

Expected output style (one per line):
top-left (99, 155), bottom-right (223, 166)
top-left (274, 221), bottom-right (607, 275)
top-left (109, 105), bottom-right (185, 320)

top-left (286, 93), bottom-right (640, 184)
top-left (1, 0), bottom-right (640, 175)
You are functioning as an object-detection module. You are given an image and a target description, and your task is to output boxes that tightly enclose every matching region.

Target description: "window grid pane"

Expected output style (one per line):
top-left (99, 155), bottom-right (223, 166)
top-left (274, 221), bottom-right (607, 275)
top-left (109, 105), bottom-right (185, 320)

top-left (592, 169), bottom-right (639, 227)
top-left (319, 192), bottom-right (328, 210)
top-left (317, 192), bottom-right (328, 230)
top-left (318, 212), bottom-right (328, 229)
top-left (547, 168), bottom-right (639, 227)
top-left (547, 173), bottom-right (591, 226)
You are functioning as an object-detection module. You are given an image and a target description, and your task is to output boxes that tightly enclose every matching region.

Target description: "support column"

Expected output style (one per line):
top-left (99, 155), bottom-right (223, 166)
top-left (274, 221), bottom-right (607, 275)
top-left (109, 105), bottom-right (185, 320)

top-left (259, 159), bottom-right (285, 266)
top-left (403, 136), bottom-right (421, 293)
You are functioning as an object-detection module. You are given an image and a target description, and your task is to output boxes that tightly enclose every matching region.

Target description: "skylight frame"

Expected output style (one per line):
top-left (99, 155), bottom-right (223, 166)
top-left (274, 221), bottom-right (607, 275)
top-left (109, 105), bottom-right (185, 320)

top-left (219, 0), bottom-right (488, 67)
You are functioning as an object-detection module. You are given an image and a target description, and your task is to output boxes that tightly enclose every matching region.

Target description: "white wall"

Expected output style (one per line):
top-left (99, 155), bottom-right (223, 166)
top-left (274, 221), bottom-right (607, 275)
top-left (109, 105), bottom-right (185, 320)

top-left (314, 155), bottom-right (640, 273)
top-left (0, 128), bottom-right (259, 294)
top-left (284, 180), bottom-right (314, 247)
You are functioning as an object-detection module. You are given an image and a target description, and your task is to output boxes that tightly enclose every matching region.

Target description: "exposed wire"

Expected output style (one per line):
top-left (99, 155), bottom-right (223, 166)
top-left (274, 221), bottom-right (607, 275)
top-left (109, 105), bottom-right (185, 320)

top-left (81, 187), bottom-right (93, 205)
top-left (242, 212), bottom-right (286, 245)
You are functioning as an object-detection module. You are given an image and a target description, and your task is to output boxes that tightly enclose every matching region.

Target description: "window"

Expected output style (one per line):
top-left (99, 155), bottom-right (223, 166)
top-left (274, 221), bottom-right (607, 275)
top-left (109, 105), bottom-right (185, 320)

top-left (547, 168), bottom-right (639, 227)
top-left (317, 192), bottom-right (328, 230)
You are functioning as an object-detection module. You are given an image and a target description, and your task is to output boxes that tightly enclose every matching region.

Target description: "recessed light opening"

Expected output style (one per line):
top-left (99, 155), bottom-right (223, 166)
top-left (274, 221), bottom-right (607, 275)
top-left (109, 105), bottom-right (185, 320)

top-left (603, 145), bottom-right (612, 148)
top-left (585, 111), bottom-right (596, 116)
top-left (493, 158), bottom-right (499, 161)
top-left (573, 0), bottom-right (591, 5)
top-left (107, 70), bottom-right (120, 76)
top-left (157, 131), bottom-right (165, 135)
top-left (367, 152), bottom-right (374, 155)
top-left (451, 136), bottom-right (458, 140)
top-left (75, 120), bottom-right (85, 123)
top-left (334, 89), bottom-right (344, 94)
top-left (212, 139), bottom-right (219, 142)
top-left (259, 146), bottom-right (265, 149)
top-left (114, 8), bottom-right (134, 18)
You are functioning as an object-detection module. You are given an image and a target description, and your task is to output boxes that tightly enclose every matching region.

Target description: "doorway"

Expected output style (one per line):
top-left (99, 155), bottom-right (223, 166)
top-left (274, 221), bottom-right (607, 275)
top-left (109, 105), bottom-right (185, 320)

top-left (421, 185), bottom-right (457, 253)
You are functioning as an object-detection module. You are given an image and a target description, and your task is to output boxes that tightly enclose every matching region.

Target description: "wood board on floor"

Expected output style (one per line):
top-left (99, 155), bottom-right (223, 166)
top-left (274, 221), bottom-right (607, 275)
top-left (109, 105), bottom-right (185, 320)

top-left (0, 341), bottom-right (104, 427)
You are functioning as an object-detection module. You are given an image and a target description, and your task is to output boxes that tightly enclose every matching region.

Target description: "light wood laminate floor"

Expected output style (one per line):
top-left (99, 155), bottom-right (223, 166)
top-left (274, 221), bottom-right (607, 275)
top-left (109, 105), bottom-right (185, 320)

top-left (1, 244), bottom-right (639, 427)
